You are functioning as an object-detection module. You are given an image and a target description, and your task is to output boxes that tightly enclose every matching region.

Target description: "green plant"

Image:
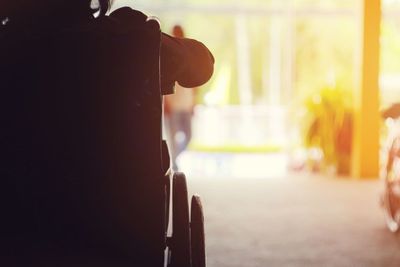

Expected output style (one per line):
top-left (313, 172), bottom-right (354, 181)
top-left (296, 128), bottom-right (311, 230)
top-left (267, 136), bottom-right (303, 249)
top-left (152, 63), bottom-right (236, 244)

top-left (303, 86), bottom-right (353, 175)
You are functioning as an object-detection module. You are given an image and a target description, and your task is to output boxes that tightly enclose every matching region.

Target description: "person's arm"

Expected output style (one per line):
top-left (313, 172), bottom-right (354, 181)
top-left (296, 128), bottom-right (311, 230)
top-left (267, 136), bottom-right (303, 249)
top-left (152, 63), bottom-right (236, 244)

top-left (160, 33), bottom-right (214, 92)
top-left (109, 7), bottom-right (214, 93)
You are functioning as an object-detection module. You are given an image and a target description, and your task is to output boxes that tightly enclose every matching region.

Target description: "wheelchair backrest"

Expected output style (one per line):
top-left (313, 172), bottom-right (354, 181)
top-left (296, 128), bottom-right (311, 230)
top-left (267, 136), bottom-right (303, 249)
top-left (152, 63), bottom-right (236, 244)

top-left (0, 14), bottom-right (167, 264)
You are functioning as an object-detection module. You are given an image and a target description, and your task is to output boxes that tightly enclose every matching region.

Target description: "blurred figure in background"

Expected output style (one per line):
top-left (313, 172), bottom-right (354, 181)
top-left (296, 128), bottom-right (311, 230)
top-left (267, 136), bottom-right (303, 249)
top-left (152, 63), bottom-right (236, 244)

top-left (165, 25), bottom-right (199, 171)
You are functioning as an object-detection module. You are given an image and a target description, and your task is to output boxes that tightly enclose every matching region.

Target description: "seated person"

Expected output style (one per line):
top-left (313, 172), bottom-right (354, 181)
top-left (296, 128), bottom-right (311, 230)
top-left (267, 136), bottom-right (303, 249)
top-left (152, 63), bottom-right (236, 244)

top-left (0, 0), bottom-right (214, 265)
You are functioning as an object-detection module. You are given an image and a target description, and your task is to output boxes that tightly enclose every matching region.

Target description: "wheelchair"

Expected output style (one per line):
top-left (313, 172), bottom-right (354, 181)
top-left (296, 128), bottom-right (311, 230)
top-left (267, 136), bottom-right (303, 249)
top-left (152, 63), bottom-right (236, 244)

top-left (143, 22), bottom-right (207, 267)
top-left (0, 13), bottom-right (206, 267)
top-left (381, 103), bottom-right (400, 233)
top-left (122, 23), bottom-right (207, 267)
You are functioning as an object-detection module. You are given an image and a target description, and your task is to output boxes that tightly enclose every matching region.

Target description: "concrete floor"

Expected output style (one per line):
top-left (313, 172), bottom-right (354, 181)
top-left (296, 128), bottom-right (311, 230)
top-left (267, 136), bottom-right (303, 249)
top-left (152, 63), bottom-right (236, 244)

top-left (187, 173), bottom-right (400, 267)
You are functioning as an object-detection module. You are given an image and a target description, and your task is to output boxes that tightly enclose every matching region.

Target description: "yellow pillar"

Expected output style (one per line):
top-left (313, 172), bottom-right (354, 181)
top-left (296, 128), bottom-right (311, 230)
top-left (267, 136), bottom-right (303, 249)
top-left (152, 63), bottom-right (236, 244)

top-left (352, 0), bottom-right (381, 178)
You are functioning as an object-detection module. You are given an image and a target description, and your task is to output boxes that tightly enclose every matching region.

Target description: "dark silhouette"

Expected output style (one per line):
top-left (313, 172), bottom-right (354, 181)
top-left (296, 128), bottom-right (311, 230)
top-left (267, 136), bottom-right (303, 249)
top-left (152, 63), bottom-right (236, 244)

top-left (0, 1), bottom-right (214, 266)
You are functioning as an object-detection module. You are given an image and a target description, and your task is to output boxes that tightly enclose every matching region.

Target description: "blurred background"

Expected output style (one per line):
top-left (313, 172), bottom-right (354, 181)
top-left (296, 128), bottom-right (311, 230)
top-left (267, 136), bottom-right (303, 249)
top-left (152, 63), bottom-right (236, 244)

top-left (113, 0), bottom-right (400, 266)
top-left (112, 0), bottom-right (400, 179)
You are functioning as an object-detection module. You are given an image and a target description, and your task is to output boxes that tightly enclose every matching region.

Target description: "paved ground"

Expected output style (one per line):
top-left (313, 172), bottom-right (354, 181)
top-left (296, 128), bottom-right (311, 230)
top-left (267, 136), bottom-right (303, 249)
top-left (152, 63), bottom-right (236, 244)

top-left (187, 173), bottom-right (400, 267)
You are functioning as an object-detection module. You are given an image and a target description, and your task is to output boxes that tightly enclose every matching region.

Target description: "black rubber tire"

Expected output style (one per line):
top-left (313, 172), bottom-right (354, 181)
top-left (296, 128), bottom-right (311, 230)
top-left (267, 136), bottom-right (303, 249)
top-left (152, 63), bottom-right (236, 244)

top-left (170, 172), bottom-right (191, 267)
top-left (191, 195), bottom-right (206, 267)
top-left (165, 174), bottom-right (171, 234)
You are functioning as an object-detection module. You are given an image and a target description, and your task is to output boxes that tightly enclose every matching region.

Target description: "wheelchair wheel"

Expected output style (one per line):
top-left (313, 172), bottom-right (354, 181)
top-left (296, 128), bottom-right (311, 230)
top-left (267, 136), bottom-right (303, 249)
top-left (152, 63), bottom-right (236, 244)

top-left (191, 195), bottom-right (206, 267)
top-left (383, 181), bottom-right (400, 232)
top-left (165, 174), bottom-right (171, 233)
top-left (170, 172), bottom-right (191, 267)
